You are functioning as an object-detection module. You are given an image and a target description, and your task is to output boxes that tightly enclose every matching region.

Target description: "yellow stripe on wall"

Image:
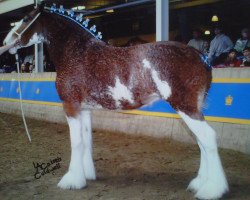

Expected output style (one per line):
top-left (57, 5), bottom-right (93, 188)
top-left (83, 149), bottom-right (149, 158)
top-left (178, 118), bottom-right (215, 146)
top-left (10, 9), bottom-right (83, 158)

top-left (0, 97), bottom-right (62, 107)
top-left (123, 110), bottom-right (180, 119)
top-left (0, 97), bottom-right (249, 125)
top-left (123, 110), bottom-right (250, 125)
top-left (0, 78), bottom-right (56, 82)
top-left (212, 78), bottom-right (250, 83)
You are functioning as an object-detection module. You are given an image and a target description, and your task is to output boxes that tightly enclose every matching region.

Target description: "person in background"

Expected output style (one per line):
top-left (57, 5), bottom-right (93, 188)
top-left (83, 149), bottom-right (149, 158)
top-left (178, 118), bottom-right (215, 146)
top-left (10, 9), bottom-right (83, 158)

top-left (241, 47), bottom-right (250, 67)
top-left (203, 40), bottom-right (210, 56)
top-left (208, 26), bottom-right (234, 66)
top-left (187, 29), bottom-right (205, 52)
top-left (29, 63), bottom-right (35, 72)
top-left (224, 49), bottom-right (241, 67)
top-left (21, 63), bottom-right (26, 72)
top-left (0, 66), bottom-right (5, 73)
top-left (30, 59), bottom-right (35, 72)
top-left (21, 62), bottom-right (31, 73)
top-left (234, 28), bottom-right (250, 54)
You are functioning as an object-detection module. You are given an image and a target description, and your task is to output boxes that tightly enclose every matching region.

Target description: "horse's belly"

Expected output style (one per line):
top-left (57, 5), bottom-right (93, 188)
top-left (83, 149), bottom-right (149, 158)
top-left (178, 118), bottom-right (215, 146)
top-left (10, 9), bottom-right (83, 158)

top-left (81, 99), bottom-right (140, 111)
top-left (82, 91), bottom-right (162, 111)
top-left (82, 70), bottom-right (166, 110)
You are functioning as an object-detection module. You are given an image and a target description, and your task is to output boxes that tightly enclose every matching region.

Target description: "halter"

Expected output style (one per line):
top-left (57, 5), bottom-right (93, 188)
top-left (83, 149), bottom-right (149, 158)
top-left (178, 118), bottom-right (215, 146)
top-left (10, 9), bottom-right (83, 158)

top-left (14, 12), bottom-right (41, 39)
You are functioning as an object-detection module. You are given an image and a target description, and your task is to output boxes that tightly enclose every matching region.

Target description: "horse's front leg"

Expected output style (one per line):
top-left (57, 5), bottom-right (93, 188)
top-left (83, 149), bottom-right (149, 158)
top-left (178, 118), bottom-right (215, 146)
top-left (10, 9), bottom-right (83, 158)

top-left (80, 110), bottom-right (96, 180)
top-left (58, 103), bottom-right (86, 189)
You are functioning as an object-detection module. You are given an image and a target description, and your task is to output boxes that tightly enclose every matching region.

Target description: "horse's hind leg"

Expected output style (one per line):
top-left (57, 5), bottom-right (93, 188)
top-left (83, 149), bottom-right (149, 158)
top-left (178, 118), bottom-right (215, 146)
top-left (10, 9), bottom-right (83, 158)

top-left (58, 102), bottom-right (86, 189)
top-left (189, 140), bottom-right (206, 193)
top-left (178, 111), bottom-right (229, 199)
top-left (80, 110), bottom-right (96, 180)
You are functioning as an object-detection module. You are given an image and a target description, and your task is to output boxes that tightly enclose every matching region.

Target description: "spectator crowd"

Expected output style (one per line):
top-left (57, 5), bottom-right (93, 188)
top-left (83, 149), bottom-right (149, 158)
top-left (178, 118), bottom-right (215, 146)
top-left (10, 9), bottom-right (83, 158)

top-left (188, 27), bottom-right (250, 68)
top-left (0, 47), bottom-right (55, 73)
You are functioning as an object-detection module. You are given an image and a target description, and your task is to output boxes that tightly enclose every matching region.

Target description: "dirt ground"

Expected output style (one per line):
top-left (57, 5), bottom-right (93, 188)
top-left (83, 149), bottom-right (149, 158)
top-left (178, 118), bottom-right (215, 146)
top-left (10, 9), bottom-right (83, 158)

top-left (0, 113), bottom-right (249, 200)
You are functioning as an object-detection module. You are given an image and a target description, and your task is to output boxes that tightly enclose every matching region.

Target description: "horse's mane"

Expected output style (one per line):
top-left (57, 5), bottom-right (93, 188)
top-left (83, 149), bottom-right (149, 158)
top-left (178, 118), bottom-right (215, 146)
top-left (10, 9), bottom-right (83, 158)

top-left (44, 4), bottom-right (102, 41)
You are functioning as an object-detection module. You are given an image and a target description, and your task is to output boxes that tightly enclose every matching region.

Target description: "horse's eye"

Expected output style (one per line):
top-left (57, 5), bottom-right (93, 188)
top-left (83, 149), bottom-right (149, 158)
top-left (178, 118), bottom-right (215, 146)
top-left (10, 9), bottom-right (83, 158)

top-left (23, 16), bottom-right (29, 23)
top-left (23, 15), bottom-right (32, 23)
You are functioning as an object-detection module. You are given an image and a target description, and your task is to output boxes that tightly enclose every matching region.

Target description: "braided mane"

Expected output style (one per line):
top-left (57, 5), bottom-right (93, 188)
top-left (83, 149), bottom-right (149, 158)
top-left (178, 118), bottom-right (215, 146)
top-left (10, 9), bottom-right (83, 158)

top-left (44, 4), bottom-right (103, 40)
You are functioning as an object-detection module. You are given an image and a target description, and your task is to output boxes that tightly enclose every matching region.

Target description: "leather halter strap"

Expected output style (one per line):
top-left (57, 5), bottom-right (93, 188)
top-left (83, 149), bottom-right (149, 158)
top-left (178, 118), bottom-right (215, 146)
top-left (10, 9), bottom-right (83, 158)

top-left (14, 12), bottom-right (41, 39)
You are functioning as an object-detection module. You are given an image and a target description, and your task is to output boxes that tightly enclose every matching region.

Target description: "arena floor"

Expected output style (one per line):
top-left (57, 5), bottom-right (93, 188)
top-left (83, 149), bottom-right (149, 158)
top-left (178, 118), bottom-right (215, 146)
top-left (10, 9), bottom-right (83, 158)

top-left (0, 113), bottom-right (249, 200)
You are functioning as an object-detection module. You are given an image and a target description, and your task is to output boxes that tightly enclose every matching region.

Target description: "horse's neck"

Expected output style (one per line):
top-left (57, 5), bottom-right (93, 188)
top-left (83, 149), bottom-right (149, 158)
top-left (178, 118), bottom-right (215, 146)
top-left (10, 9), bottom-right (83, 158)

top-left (42, 13), bottom-right (94, 69)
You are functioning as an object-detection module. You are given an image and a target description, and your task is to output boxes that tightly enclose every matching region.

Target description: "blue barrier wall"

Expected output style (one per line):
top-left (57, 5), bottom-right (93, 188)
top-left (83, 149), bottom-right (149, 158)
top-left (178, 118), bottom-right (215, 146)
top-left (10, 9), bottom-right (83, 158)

top-left (0, 78), bottom-right (250, 125)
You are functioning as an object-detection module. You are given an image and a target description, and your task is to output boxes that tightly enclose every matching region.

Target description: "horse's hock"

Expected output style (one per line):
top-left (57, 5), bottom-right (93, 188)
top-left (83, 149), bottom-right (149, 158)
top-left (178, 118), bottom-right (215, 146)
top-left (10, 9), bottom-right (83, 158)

top-left (0, 67), bottom-right (250, 154)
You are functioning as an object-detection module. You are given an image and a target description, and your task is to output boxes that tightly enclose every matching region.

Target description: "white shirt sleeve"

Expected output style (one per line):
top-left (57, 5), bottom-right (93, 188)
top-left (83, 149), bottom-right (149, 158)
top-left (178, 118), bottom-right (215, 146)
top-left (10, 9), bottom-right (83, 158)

top-left (223, 36), bottom-right (234, 53)
top-left (208, 39), bottom-right (215, 59)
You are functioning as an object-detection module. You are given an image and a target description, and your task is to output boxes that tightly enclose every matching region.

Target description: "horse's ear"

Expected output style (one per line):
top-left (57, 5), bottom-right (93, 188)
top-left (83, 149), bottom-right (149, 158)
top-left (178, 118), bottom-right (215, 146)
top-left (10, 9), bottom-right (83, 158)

top-left (38, 1), bottom-right (45, 12)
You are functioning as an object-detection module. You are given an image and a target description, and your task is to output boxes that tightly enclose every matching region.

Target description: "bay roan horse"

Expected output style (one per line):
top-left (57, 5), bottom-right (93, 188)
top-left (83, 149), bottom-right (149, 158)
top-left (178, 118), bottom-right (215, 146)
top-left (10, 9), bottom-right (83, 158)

top-left (3, 5), bottom-right (229, 199)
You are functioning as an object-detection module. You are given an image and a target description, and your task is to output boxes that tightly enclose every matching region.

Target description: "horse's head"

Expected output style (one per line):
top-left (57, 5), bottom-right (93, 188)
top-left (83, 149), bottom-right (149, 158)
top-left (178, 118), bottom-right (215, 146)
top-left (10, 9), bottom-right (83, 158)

top-left (3, 5), bottom-right (45, 54)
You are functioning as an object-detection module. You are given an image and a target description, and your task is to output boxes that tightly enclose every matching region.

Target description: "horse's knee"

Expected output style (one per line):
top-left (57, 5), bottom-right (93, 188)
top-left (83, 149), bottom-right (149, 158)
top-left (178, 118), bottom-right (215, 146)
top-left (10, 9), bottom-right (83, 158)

top-left (178, 111), bottom-right (217, 149)
top-left (63, 101), bottom-right (81, 118)
top-left (66, 116), bottom-right (82, 148)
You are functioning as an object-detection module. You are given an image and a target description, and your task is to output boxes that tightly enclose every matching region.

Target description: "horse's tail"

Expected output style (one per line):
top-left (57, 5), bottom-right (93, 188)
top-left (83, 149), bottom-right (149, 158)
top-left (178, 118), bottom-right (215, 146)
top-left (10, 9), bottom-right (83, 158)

top-left (188, 47), bottom-right (212, 110)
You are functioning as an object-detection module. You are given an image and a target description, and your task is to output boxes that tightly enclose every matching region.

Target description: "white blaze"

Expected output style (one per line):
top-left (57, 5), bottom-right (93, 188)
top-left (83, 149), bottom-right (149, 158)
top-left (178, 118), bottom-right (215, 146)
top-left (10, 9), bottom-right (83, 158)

top-left (142, 59), bottom-right (172, 99)
top-left (3, 20), bottom-right (23, 45)
top-left (3, 19), bottom-right (44, 54)
top-left (3, 20), bottom-right (23, 54)
top-left (108, 76), bottom-right (134, 107)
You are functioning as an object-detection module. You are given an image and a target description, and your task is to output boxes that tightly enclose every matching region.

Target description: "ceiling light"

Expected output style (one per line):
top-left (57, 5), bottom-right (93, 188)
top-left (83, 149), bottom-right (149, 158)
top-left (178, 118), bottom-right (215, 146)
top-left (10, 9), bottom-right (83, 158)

top-left (204, 30), bottom-right (210, 35)
top-left (72, 6), bottom-right (86, 10)
top-left (106, 9), bottom-right (114, 13)
top-left (211, 15), bottom-right (219, 22)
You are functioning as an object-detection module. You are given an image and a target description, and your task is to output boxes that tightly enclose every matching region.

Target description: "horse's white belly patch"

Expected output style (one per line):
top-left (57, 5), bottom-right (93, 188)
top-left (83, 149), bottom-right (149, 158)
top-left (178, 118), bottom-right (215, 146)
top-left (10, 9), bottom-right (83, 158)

top-left (81, 102), bottom-right (103, 110)
top-left (142, 59), bottom-right (172, 99)
top-left (108, 77), bottom-right (134, 107)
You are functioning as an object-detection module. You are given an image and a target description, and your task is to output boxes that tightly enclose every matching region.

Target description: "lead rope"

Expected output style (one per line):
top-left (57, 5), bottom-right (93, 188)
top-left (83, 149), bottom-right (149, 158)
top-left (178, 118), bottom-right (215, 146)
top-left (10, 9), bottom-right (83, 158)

top-left (15, 53), bottom-right (32, 142)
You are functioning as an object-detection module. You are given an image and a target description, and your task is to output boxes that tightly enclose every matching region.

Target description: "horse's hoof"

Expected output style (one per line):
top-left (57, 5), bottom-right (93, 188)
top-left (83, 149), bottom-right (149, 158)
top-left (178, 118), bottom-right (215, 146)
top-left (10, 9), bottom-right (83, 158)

top-left (187, 175), bottom-right (205, 193)
top-left (194, 179), bottom-right (229, 200)
top-left (85, 170), bottom-right (96, 180)
top-left (57, 171), bottom-right (86, 190)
